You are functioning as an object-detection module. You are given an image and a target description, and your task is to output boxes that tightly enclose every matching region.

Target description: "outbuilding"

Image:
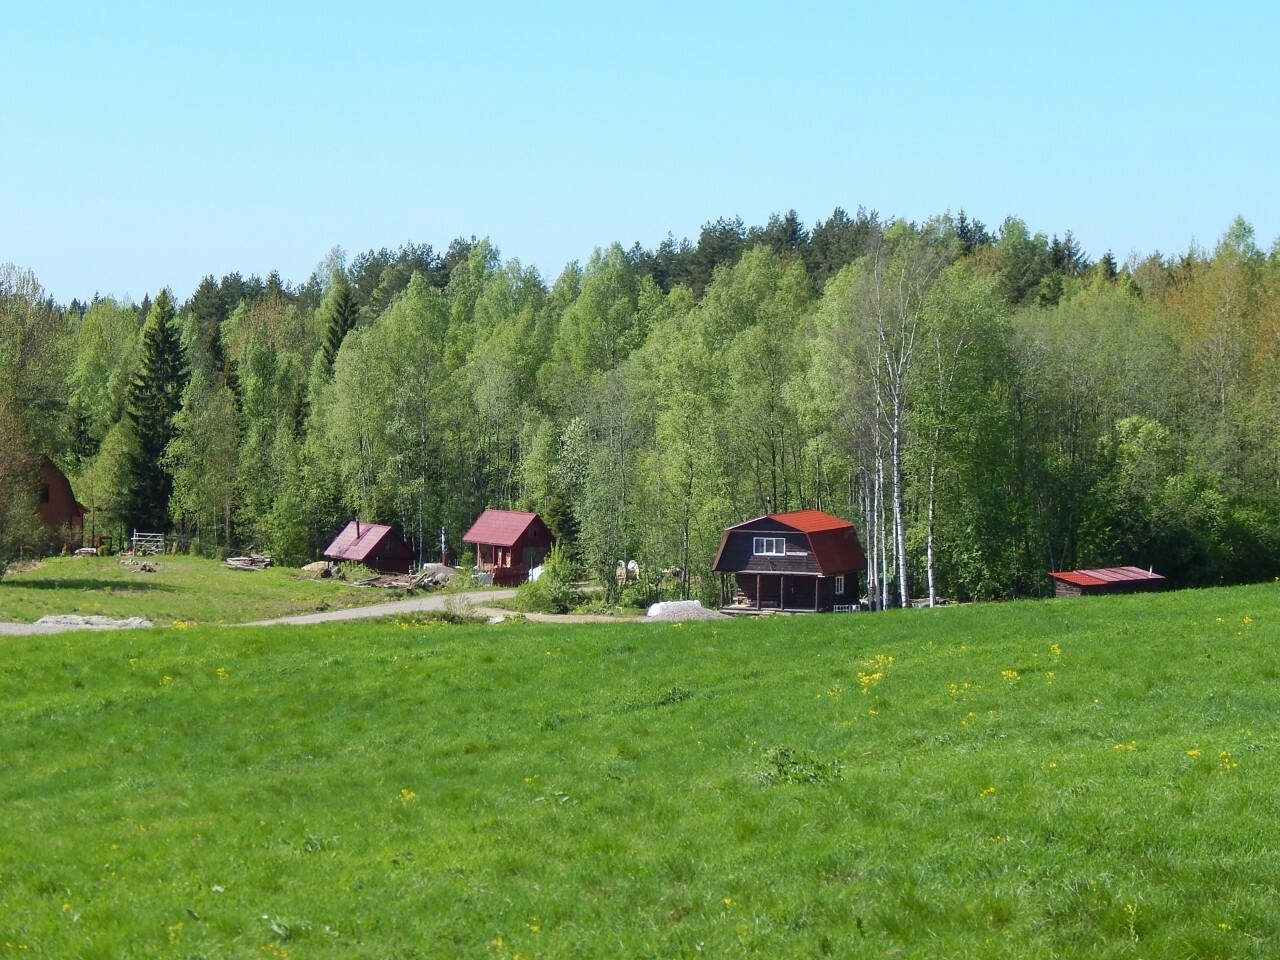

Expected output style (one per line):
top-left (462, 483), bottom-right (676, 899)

top-left (462, 509), bottom-right (555, 586)
top-left (1048, 566), bottom-right (1165, 598)
top-left (37, 455), bottom-right (86, 549)
top-left (323, 520), bottom-right (415, 574)
top-left (712, 509), bottom-right (866, 612)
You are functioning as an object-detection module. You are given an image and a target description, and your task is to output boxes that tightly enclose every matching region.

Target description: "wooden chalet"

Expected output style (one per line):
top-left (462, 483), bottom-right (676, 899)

top-left (462, 509), bottom-right (554, 586)
top-left (323, 520), bottom-right (415, 574)
top-left (1048, 566), bottom-right (1165, 598)
top-left (712, 510), bottom-right (866, 613)
top-left (37, 455), bottom-right (86, 548)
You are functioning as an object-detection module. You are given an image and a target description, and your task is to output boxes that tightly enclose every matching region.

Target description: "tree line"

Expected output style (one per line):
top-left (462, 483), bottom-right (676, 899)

top-left (2, 209), bottom-right (1278, 603)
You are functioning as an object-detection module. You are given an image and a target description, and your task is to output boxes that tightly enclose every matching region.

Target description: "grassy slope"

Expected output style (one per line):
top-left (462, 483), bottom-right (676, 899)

top-left (0, 583), bottom-right (1276, 958)
top-left (0, 556), bottom-right (396, 625)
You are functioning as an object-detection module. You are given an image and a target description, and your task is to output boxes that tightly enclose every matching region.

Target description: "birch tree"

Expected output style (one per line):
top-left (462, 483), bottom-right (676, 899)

top-left (851, 221), bottom-right (954, 606)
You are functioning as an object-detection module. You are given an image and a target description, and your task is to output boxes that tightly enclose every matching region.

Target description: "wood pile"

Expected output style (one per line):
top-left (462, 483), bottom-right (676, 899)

top-left (352, 566), bottom-right (447, 589)
top-left (226, 555), bottom-right (274, 571)
top-left (119, 558), bottom-right (158, 573)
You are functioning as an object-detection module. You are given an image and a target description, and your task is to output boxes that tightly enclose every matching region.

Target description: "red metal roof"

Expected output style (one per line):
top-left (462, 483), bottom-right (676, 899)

top-left (1049, 566), bottom-right (1164, 587)
top-left (806, 526), bottom-right (868, 576)
top-left (323, 521), bottom-right (399, 563)
top-left (770, 509), bottom-right (853, 534)
top-left (462, 509), bottom-right (542, 547)
top-left (724, 510), bottom-right (853, 535)
top-left (714, 511), bottom-right (866, 575)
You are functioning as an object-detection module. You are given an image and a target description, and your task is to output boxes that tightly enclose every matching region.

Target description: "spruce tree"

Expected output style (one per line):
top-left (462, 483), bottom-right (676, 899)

top-left (319, 272), bottom-right (359, 371)
top-left (121, 290), bottom-right (188, 532)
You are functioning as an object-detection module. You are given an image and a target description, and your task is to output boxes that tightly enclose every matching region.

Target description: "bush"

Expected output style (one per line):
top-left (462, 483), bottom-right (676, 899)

top-left (512, 544), bottom-right (580, 614)
top-left (619, 577), bottom-right (679, 610)
top-left (442, 567), bottom-right (481, 620)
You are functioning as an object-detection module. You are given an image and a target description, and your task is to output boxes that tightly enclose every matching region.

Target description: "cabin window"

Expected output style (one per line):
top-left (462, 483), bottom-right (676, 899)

top-left (753, 536), bottom-right (785, 556)
top-left (834, 575), bottom-right (846, 595)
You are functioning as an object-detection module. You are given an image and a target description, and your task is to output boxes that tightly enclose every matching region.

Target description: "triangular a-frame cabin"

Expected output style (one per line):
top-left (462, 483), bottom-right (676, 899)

top-left (323, 520), bottom-right (415, 574)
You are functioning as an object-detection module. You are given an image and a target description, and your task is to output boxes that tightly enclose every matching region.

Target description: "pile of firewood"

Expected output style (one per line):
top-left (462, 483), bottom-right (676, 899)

top-left (352, 567), bottom-right (444, 589)
top-left (226, 554), bottom-right (274, 571)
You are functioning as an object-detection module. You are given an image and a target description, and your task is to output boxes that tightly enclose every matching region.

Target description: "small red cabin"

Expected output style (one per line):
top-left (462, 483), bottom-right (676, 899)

top-left (323, 520), bottom-right (415, 574)
top-left (712, 510), bottom-right (866, 612)
top-left (37, 455), bottom-right (85, 548)
top-left (1048, 566), bottom-right (1165, 598)
top-left (462, 509), bottom-right (555, 586)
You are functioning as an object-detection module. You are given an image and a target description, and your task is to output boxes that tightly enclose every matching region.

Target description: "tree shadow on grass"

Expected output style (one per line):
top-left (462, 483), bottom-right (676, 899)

top-left (6, 578), bottom-right (177, 594)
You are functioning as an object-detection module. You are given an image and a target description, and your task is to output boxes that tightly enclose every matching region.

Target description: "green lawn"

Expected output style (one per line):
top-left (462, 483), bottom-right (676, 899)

top-left (0, 583), bottom-right (1276, 957)
top-left (0, 555), bottom-right (404, 625)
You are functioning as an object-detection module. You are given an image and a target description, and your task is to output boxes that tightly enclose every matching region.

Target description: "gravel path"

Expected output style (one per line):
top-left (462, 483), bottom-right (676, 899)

top-left (0, 588), bottom-right (715, 634)
top-left (0, 616), bottom-right (154, 636)
top-left (245, 588), bottom-right (521, 626)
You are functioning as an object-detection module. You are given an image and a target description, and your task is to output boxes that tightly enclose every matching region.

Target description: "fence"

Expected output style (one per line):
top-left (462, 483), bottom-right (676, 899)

top-left (131, 530), bottom-right (165, 555)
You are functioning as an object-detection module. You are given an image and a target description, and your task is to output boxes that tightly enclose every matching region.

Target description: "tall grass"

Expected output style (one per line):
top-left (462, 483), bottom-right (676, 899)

top-left (0, 583), bottom-right (1276, 957)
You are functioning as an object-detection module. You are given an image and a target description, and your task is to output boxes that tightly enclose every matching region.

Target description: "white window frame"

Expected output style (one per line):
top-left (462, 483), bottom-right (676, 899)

top-left (834, 575), bottom-right (846, 595)
top-left (753, 536), bottom-right (786, 556)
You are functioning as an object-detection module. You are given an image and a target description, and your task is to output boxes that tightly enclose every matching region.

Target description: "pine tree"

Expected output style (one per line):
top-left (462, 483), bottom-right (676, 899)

top-left (121, 290), bottom-right (188, 531)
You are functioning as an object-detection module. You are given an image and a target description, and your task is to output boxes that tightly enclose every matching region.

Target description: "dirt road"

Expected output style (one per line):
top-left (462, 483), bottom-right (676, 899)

top-left (0, 588), bottom-right (644, 634)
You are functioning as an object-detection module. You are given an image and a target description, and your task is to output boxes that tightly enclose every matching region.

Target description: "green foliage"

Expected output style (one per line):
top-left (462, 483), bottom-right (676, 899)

top-left (317, 270), bottom-right (359, 371)
top-left (512, 542), bottom-right (579, 613)
top-left (121, 290), bottom-right (188, 531)
top-left (0, 394), bottom-right (45, 566)
top-left (7, 209), bottom-right (1280, 613)
top-left (0, 263), bottom-right (72, 453)
top-left (752, 746), bottom-right (844, 786)
top-left (165, 373), bottom-right (240, 553)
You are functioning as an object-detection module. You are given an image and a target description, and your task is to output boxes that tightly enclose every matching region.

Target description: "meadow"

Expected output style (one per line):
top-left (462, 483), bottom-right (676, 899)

top-left (0, 556), bottom-right (399, 625)
top-left (0, 582), bottom-right (1276, 957)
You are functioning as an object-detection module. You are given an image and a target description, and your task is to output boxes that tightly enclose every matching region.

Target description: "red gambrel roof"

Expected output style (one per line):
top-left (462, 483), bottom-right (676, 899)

top-left (324, 521), bottom-right (399, 563)
top-left (769, 509), bottom-right (852, 534)
top-left (1049, 566), bottom-right (1165, 587)
top-left (717, 510), bottom-right (866, 575)
top-left (462, 509), bottom-right (541, 547)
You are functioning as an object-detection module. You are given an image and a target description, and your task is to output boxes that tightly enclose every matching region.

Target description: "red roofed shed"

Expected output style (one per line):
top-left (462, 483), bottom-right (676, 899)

top-left (323, 520), bottom-right (415, 574)
top-left (712, 510), bottom-right (867, 612)
top-left (1048, 566), bottom-right (1165, 598)
top-left (462, 509), bottom-right (555, 586)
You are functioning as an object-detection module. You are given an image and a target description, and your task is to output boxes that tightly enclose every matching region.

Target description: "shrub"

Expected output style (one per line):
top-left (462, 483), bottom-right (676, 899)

top-left (513, 543), bottom-right (580, 614)
top-left (442, 567), bottom-right (481, 620)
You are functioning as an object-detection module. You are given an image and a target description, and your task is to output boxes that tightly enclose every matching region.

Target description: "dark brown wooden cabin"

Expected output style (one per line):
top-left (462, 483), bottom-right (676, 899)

top-left (323, 520), bottom-right (415, 574)
top-left (462, 509), bottom-right (555, 586)
top-left (37, 455), bottom-right (85, 548)
top-left (712, 510), bottom-right (866, 613)
top-left (1048, 566), bottom-right (1165, 597)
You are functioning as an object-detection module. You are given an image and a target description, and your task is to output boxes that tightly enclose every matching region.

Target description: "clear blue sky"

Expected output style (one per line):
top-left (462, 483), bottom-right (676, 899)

top-left (3, 1), bottom-right (1276, 305)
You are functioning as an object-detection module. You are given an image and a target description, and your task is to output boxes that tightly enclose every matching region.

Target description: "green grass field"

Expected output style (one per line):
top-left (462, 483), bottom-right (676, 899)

top-left (1, 582), bottom-right (1277, 957)
top-left (0, 555), bottom-right (402, 625)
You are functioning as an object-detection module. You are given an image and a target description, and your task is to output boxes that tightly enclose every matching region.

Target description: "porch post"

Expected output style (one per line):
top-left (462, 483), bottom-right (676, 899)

top-left (756, 574), bottom-right (761, 610)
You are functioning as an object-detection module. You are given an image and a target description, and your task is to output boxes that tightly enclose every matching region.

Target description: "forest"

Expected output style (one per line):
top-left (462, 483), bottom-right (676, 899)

top-left (2, 208), bottom-right (1278, 606)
